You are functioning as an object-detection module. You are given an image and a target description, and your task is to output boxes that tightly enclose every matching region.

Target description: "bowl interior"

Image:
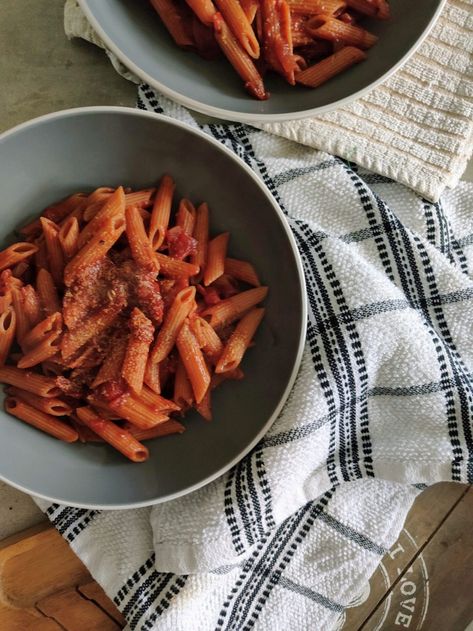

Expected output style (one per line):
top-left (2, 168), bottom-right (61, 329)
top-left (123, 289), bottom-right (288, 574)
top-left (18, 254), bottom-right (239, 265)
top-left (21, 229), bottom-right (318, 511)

top-left (79, 0), bottom-right (443, 120)
top-left (0, 109), bottom-right (305, 507)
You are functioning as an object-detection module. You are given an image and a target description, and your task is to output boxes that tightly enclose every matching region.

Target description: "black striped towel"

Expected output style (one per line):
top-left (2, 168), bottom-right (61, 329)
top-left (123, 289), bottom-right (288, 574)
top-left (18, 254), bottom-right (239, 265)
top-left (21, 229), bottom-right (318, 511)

top-left (36, 87), bottom-right (473, 631)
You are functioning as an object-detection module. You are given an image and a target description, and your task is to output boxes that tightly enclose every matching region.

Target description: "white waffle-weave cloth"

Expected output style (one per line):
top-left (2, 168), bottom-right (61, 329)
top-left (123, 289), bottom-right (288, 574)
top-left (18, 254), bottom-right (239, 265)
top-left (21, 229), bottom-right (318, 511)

top-left (36, 84), bottom-right (473, 630)
top-left (64, 0), bottom-right (473, 202)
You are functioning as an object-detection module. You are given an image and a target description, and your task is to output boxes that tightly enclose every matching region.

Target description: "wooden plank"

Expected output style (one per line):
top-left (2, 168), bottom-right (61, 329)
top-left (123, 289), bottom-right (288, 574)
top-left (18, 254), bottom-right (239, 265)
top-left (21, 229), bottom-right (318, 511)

top-left (360, 485), bottom-right (473, 630)
top-left (0, 605), bottom-right (64, 631)
top-left (78, 581), bottom-right (126, 626)
top-left (37, 587), bottom-right (121, 631)
top-left (0, 526), bottom-right (90, 607)
top-left (342, 482), bottom-right (469, 630)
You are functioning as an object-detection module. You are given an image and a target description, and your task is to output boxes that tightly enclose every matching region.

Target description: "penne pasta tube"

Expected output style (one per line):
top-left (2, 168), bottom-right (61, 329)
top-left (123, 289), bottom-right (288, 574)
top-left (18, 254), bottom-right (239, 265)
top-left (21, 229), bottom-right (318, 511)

top-left (126, 206), bottom-right (160, 272)
top-left (149, 174), bottom-right (175, 250)
top-left (215, 307), bottom-right (265, 373)
top-left (121, 308), bottom-right (155, 395)
top-left (194, 386), bottom-right (212, 420)
top-left (125, 188), bottom-right (155, 208)
top-left (7, 386), bottom-right (72, 417)
top-left (125, 418), bottom-right (185, 441)
top-left (203, 232), bottom-right (229, 286)
top-left (185, 0), bottom-right (216, 25)
top-left (214, 0), bottom-right (260, 58)
top-left (305, 14), bottom-right (377, 48)
top-left (150, 0), bottom-right (195, 47)
top-left (173, 358), bottom-right (194, 410)
top-left (22, 285), bottom-right (42, 328)
top-left (0, 307), bottom-right (16, 364)
top-left (18, 329), bottom-right (62, 368)
top-left (240, 0), bottom-right (258, 23)
top-left (42, 193), bottom-right (87, 224)
top-left (0, 366), bottom-right (62, 396)
top-left (11, 286), bottom-right (30, 345)
top-left (5, 396), bottom-right (78, 442)
top-left (144, 355), bottom-right (161, 394)
top-left (0, 242), bottom-right (38, 272)
top-left (132, 385), bottom-right (181, 412)
top-left (148, 286), bottom-right (196, 365)
top-left (64, 215), bottom-right (125, 286)
top-left (95, 396), bottom-right (170, 430)
top-left (213, 12), bottom-right (268, 100)
top-left (191, 202), bottom-right (209, 270)
top-left (288, 0), bottom-right (346, 14)
top-left (58, 216), bottom-right (79, 260)
top-left (202, 286), bottom-right (268, 327)
top-left (295, 45), bottom-right (367, 87)
top-left (189, 315), bottom-right (223, 361)
top-left (40, 217), bottom-right (64, 286)
top-left (154, 252), bottom-right (199, 278)
top-left (34, 238), bottom-right (49, 270)
top-left (76, 406), bottom-right (149, 462)
top-left (36, 268), bottom-right (61, 316)
top-left (176, 199), bottom-right (196, 235)
top-left (176, 320), bottom-right (211, 404)
top-left (224, 257), bottom-right (261, 286)
top-left (22, 312), bottom-right (62, 350)
top-left (77, 186), bottom-right (125, 249)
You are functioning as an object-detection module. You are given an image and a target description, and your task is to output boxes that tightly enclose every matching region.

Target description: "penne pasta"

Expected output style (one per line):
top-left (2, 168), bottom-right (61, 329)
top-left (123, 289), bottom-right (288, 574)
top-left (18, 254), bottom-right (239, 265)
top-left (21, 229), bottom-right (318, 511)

top-left (7, 386), bottom-right (72, 417)
top-left (76, 406), bottom-right (149, 462)
top-left (288, 0), bottom-right (346, 14)
top-left (0, 307), bottom-right (16, 364)
top-left (295, 45), bottom-right (366, 87)
top-left (202, 286), bottom-right (268, 327)
top-left (77, 186), bottom-right (125, 249)
top-left (126, 206), bottom-right (160, 272)
top-left (154, 252), bottom-right (199, 278)
top-left (191, 202), bottom-right (209, 270)
top-left (240, 0), bottom-right (258, 23)
top-left (22, 285), bottom-right (42, 328)
top-left (214, 0), bottom-right (260, 58)
top-left (224, 257), bottom-right (261, 286)
top-left (18, 329), bottom-right (62, 368)
top-left (0, 177), bottom-right (267, 462)
top-left (0, 242), bottom-right (38, 272)
top-left (149, 174), bottom-right (175, 250)
top-left (213, 12), bottom-right (267, 100)
top-left (36, 268), bottom-right (61, 316)
top-left (149, 286), bottom-right (196, 365)
top-left (305, 14), bottom-right (377, 48)
top-left (176, 199), bottom-right (196, 235)
top-left (125, 419), bottom-right (185, 441)
top-left (176, 320), bottom-right (211, 404)
top-left (215, 307), bottom-right (265, 373)
top-left (150, 0), bottom-right (195, 47)
top-left (203, 232), bottom-right (229, 286)
top-left (5, 397), bottom-right (78, 442)
top-left (122, 308), bottom-right (155, 395)
top-left (185, 0), bottom-right (216, 25)
top-left (173, 358), bottom-right (194, 410)
top-left (40, 217), bottom-right (65, 286)
top-left (0, 365), bottom-right (61, 397)
top-left (23, 312), bottom-right (62, 350)
top-left (58, 216), bottom-right (79, 260)
top-left (190, 315), bottom-right (223, 361)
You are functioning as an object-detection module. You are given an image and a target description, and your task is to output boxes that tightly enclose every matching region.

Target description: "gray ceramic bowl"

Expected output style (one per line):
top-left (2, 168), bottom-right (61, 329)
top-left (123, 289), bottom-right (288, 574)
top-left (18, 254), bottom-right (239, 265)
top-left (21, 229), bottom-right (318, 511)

top-left (0, 107), bottom-right (306, 508)
top-left (78, 0), bottom-right (445, 122)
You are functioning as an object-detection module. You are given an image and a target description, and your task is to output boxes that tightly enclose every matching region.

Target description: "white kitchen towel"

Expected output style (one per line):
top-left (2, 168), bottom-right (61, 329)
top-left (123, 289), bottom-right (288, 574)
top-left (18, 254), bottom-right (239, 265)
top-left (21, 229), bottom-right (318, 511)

top-left (36, 85), bottom-right (473, 630)
top-left (64, 0), bottom-right (473, 202)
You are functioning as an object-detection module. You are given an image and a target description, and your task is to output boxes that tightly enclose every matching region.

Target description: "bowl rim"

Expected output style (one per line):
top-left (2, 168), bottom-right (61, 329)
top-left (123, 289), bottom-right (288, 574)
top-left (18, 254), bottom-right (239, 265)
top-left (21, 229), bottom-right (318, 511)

top-left (77, 0), bottom-right (447, 123)
top-left (0, 105), bottom-right (307, 510)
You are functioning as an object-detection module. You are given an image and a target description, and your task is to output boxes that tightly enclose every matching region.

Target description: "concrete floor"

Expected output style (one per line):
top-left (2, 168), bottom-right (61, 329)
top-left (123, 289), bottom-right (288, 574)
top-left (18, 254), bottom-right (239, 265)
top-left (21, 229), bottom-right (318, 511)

top-left (0, 0), bottom-right (472, 540)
